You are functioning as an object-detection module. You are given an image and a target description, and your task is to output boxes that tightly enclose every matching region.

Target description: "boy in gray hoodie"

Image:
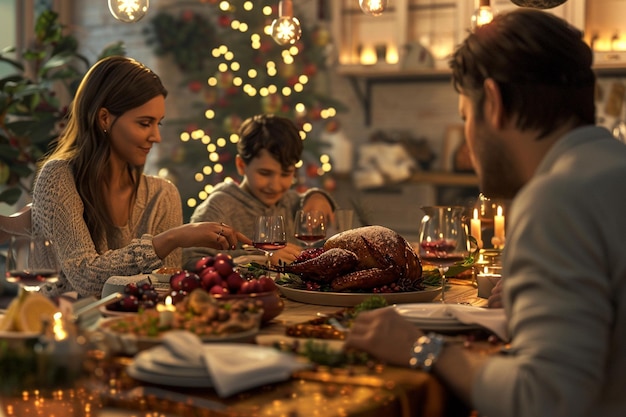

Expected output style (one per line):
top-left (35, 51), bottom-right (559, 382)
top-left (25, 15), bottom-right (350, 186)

top-left (183, 114), bottom-right (335, 270)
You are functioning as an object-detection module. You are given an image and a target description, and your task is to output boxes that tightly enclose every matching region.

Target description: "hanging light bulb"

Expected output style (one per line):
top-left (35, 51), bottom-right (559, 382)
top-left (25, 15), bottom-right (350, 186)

top-left (271, 0), bottom-right (302, 46)
top-left (359, 0), bottom-right (389, 17)
top-left (108, 0), bottom-right (149, 23)
top-left (471, 0), bottom-right (494, 30)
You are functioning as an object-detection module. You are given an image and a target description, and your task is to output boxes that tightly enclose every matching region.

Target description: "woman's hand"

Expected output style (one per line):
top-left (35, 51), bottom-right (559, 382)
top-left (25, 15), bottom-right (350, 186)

top-left (345, 308), bottom-right (422, 367)
top-left (204, 222), bottom-right (251, 251)
top-left (153, 222), bottom-right (252, 259)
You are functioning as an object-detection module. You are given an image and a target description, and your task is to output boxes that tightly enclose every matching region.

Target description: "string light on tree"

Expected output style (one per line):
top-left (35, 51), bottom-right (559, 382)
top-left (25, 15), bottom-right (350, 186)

top-left (471, 0), bottom-right (494, 30)
top-left (108, 0), bottom-right (149, 23)
top-left (144, 1), bottom-right (346, 217)
top-left (359, 0), bottom-right (389, 16)
top-left (271, 0), bottom-right (302, 45)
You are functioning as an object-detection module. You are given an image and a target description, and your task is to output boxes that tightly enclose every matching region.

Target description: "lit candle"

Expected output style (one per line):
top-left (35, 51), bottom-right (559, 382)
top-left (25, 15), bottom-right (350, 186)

top-left (385, 43), bottom-right (399, 64)
top-left (493, 205), bottom-right (505, 248)
top-left (157, 295), bottom-right (176, 328)
top-left (470, 208), bottom-right (483, 248)
top-left (360, 45), bottom-right (377, 65)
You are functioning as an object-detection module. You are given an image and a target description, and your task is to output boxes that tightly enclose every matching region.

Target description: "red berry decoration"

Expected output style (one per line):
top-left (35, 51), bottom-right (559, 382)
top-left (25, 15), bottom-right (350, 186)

top-left (170, 271), bottom-right (187, 291)
top-left (214, 252), bottom-right (233, 264)
top-left (169, 289), bottom-right (188, 304)
top-left (180, 272), bottom-right (202, 292)
top-left (226, 272), bottom-right (245, 293)
top-left (200, 267), bottom-right (222, 290)
top-left (214, 258), bottom-right (234, 277)
top-left (258, 275), bottom-right (277, 292)
top-left (194, 256), bottom-right (214, 273)
top-left (209, 285), bottom-right (228, 295)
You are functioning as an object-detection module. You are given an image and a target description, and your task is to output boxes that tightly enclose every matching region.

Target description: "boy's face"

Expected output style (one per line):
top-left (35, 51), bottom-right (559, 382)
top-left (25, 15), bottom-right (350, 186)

top-left (236, 149), bottom-right (296, 207)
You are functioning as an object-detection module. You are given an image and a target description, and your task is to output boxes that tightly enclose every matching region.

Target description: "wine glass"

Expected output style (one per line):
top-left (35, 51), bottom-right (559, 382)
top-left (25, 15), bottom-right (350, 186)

top-left (5, 236), bottom-right (60, 293)
top-left (252, 215), bottom-right (287, 266)
top-left (294, 210), bottom-right (327, 247)
top-left (418, 206), bottom-right (470, 303)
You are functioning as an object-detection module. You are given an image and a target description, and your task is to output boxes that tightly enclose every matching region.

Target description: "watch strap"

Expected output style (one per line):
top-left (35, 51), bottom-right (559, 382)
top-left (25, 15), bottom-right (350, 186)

top-left (409, 332), bottom-right (446, 372)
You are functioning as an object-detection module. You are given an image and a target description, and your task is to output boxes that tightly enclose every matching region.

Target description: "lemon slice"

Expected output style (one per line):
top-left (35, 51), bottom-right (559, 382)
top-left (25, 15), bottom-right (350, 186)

top-left (0, 289), bottom-right (29, 332)
top-left (0, 297), bottom-right (20, 331)
top-left (16, 292), bottom-right (59, 333)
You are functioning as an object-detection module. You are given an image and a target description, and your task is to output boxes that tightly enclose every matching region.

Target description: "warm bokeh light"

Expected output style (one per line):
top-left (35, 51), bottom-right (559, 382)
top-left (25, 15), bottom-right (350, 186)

top-left (359, 0), bottom-right (388, 16)
top-left (108, 0), bottom-right (149, 22)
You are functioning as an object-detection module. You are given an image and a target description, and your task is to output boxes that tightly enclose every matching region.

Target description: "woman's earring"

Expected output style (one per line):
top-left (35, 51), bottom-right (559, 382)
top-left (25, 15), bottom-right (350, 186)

top-left (103, 129), bottom-right (108, 134)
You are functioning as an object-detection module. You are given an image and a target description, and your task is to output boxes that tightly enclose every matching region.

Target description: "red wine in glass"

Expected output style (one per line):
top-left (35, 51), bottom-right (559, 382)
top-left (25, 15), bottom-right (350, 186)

top-left (294, 210), bottom-right (326, 247)
top-left (420, 239), bottom-right (466, 266)
top-left (6, 269), bottom-right (59, 287)
top-left (6, 236), bottom-right (61, 293)
top-left (252, 242), bottom-right (287, 251)
top-left (253, 215), bottom-right (287, 268)
top-left (418, 206), bottom-right (470, 303)
top-left (294, 234), bottom-right (326, 244)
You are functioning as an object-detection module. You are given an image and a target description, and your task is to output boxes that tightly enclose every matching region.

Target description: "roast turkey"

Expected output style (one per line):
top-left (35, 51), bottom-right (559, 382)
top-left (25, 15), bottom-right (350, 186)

top-left (282, 225), bottom-right (423, 291)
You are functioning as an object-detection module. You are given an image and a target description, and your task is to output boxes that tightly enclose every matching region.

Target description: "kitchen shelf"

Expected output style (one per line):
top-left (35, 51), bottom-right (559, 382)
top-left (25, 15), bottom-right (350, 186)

top-left (342, 65), bottom-right (626, 125)
top-left (594, 66), bottom-right (626, 78)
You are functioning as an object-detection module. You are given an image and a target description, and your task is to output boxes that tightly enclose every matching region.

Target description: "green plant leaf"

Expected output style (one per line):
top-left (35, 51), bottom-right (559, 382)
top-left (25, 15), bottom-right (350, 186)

top-left (0, 7), bottom-right (124, 206)
top-left (0, 144), bottom-right (20, 160)
top-left (10, 163), bottom-right (34, 178)
top-left (34, 10), bottom-right (63, 44)
top-left (0, 187), bottom-right (22, 205)
top-left (98, 41), bottom-right (127, 59)
top-left (0, 55), bottom-right (24, 72)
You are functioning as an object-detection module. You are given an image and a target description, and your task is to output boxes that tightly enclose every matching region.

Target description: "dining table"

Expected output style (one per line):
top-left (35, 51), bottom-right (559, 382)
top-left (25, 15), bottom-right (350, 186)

top-left (1, 278), bottom-right (500, 417)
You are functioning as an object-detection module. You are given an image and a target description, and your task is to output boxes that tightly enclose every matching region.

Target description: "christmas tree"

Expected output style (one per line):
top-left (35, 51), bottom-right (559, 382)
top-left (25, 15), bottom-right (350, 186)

top-left (145, 0), bottom-right (346, 219)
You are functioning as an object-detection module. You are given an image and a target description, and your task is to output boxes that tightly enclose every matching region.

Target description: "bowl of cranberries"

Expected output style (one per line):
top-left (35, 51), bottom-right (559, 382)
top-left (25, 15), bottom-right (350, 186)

top-left (103, 280), bottom-right (160, 316)
top-left (166, 253), bottom-right (284, 324)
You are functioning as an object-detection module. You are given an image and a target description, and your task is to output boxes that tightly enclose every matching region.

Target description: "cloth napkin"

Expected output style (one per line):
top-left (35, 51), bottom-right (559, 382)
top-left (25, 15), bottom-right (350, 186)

top-left (440, 305), bottom-right (508, 341)
top-left (159, 331), bottom-right (310, 397)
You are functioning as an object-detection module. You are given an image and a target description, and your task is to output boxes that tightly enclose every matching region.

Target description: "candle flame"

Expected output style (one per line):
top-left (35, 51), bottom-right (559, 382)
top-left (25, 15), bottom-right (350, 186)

top-left (52, 312), bottom-right (68, 340)
top-left (473, 208), bottom-right (479, 220)
top-left (165, 295), bottom-right (173, 306)
top-left (497, 205), bottom-right (503, 216)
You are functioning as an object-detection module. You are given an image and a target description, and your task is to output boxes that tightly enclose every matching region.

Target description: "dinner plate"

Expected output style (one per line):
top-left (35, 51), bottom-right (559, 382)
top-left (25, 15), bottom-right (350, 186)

top-left (98, 317), bottom-right (259, 351)
top-left (127, 362), bottom-right (213, 387)
top-left (149, 345), bottom-right (202, 369)
top-left (277, 285), bottom-right (441, 307)
top-left (133, 347), bottom-right (210, 378)
top-left (393, 304), bottom-right (485, 332)
top-left (127, 343), bottom-right (298, 389)
top-left (394, 304), bottom-right (464, 324)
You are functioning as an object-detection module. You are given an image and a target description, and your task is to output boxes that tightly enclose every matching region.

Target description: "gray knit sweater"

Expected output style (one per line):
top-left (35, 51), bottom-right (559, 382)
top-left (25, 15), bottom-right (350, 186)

top-left (182, 180), bottom-right (334, 270)
top-left (32, 159), bottom-right (182, 298)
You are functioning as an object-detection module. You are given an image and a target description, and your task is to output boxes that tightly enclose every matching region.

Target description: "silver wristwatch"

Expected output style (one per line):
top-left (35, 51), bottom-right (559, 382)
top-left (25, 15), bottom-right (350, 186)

top-left (409, 332), bottom-right (446, 372)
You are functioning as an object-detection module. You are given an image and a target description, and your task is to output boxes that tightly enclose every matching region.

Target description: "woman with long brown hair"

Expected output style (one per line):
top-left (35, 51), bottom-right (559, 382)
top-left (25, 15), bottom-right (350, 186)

top-left (33, 56), bottom-right (249, 298)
